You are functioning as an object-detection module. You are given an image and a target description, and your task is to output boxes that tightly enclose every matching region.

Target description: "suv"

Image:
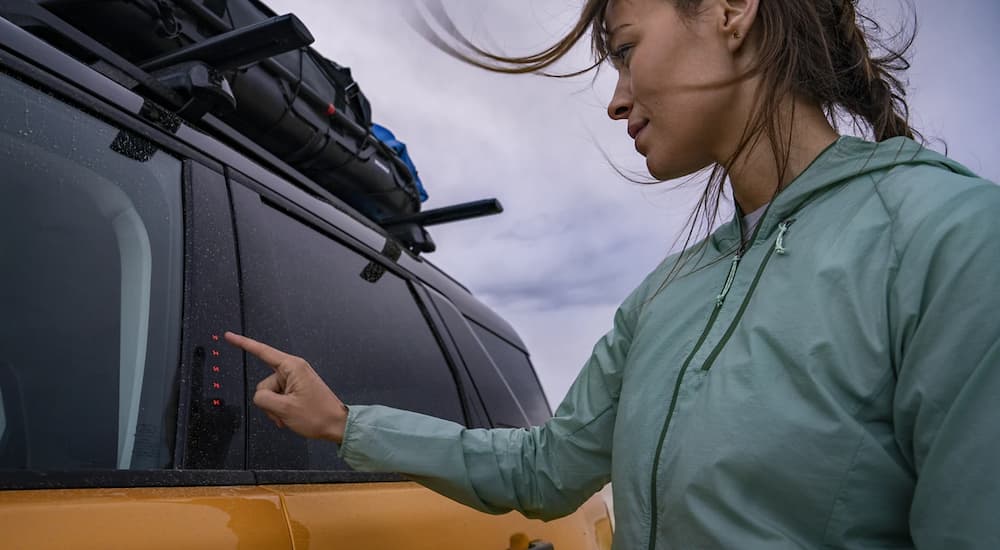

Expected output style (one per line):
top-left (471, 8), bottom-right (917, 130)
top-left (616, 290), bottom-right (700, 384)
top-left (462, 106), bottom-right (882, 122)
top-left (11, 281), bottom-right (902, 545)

top-left (0, 3), bottom-right (612, 549)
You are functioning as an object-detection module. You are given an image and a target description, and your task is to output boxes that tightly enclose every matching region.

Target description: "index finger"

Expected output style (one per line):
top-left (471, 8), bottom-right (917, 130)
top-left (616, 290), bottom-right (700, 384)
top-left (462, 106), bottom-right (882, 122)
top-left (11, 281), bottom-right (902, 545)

top-left (224, 331), bottom-right (291, 371)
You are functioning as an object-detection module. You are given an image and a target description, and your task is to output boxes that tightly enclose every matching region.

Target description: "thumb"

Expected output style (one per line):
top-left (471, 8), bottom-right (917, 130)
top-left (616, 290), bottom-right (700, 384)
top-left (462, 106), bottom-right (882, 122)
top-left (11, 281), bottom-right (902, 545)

top-left (253, 387), bottom-right (292, 417)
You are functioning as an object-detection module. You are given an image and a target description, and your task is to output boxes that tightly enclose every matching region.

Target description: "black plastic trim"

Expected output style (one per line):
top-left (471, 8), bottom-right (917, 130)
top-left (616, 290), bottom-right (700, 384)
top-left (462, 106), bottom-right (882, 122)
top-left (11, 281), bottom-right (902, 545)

top-left (172, 161), bottom-right (196, 469)
top-left (412, 285), bottom-right (492, 429)
top-left (0, 470), bottom-right (255, 491)
top-left (409, 284), bottom-right (479, 428)
top-left (178, 160), bottom-right (246, 470)
top-left (254, 470), bottom-right (405, 485)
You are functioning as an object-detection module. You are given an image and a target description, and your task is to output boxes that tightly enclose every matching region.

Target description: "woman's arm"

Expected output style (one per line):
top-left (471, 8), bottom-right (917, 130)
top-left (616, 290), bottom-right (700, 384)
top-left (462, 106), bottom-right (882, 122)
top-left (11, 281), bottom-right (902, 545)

top-left (227, 298), bottom-right (639, 521)
top-left (889, 181), bottom-right (1000, 548)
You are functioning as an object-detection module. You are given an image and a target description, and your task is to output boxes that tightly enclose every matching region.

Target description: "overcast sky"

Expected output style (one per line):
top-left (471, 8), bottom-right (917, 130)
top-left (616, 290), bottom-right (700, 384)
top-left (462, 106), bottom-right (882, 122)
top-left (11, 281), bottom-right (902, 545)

top-left (267, 0), bottom-right (999, 405)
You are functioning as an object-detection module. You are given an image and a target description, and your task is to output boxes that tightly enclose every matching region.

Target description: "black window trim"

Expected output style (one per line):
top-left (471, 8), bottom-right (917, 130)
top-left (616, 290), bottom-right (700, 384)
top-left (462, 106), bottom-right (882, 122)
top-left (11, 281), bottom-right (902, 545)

top-left (410, 285), bottom-right (491, 429)
top-left (419, 288), bottom-right (498, 429)
top-left (0, 470), bottom-right (408, 491)
top-left (175, 160), bottom-right (246, 471)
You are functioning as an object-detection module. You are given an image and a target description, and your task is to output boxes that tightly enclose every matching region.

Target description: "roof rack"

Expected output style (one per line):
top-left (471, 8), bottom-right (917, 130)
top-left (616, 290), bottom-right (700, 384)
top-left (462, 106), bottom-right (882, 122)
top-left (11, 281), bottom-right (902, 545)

top-left (0, 0), bottom-right (504, 254)
top-left (384, 199), bottom-right (504, 254)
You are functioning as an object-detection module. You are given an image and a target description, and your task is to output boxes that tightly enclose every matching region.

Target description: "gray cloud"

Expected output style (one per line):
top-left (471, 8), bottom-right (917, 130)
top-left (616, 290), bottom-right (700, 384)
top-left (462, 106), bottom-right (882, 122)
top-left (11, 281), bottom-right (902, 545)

top-left (267, 0), bottom-right (999, 403)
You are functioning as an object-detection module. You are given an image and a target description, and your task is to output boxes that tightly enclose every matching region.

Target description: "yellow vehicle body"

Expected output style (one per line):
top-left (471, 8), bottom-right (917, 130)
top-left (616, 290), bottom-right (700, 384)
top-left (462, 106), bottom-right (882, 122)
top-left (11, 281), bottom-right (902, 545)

top-left (0, 482), bottom-right (612, 550)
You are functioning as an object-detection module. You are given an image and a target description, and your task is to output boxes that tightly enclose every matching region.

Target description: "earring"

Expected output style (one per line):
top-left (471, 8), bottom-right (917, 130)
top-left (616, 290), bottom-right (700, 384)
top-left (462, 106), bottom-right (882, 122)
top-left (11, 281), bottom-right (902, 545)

top-left (733, 31), bottom-right (741, 39)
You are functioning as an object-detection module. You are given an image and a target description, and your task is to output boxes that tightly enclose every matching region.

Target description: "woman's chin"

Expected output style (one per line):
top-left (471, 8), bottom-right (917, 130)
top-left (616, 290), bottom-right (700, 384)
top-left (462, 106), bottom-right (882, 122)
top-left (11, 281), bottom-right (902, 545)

top-left (647, 157), bottom-right (709, 182)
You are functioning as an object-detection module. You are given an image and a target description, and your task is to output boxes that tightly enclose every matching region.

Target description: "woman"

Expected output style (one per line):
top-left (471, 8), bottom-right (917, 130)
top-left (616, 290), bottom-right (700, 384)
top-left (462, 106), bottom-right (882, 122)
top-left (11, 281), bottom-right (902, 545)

top-left (226, 0), bottom-right (1000, 547)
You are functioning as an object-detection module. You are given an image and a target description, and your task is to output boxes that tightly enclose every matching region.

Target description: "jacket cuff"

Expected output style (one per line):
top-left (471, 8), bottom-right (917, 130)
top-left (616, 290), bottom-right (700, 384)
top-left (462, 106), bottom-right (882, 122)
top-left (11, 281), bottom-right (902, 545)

top-left (336, 403), bottom-right (367, 467)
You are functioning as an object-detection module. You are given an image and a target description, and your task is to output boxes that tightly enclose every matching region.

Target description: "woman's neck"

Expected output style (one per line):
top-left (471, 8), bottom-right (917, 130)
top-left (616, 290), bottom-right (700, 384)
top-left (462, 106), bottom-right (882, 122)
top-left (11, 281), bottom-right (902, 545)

top-left (727, 98), bottom-right (840, 214)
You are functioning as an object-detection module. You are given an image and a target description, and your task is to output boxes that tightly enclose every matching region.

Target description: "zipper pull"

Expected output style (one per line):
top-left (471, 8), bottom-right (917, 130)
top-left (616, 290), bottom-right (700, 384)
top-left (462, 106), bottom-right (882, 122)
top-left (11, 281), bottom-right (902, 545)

top-left (775, 219), bottom-right (796, 255)
top-left (715, 253), bottom-right (741, 307)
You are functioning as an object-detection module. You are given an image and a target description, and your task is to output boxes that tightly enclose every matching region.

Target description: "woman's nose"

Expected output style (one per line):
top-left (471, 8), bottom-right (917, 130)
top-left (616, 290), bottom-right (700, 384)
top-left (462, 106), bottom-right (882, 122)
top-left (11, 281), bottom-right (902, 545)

top-left (607, 75), bottom-right (632, 120)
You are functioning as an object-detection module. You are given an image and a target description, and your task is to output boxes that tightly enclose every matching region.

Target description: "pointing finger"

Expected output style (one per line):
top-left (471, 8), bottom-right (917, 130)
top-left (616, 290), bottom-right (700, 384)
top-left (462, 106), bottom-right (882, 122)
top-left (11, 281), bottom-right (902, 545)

top-left (225, 331), bottom-right (291, 371)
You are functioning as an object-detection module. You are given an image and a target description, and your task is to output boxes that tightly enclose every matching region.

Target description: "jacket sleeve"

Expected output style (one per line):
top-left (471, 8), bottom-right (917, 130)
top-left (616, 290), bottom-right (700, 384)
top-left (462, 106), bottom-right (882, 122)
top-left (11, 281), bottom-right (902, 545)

top-left (337, 298), bottom-right (638, 521)
top-left (889, 182), bottom-right (1000, 548)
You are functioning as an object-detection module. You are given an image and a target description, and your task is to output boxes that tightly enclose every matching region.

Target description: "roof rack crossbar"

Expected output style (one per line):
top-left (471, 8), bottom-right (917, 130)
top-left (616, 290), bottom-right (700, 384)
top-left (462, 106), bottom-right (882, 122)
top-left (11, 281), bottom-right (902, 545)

top-left (383, 199), bottom-right (504, 228)
top-left (139, 13), bottom-right (313, 72)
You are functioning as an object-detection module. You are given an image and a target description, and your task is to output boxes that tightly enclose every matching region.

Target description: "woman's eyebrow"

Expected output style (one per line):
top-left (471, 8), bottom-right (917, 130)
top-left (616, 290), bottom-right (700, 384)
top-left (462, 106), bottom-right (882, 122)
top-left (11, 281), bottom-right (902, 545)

top-left (608, 23), bottom-right (633, 48)
top-left (608, 22), bottom-right (633, 37)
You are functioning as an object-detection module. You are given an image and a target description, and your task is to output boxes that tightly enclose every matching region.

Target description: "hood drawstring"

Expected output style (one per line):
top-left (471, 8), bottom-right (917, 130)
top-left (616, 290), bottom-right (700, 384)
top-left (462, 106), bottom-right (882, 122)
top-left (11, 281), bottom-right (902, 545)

top-left (716, 254), bottom-right (741, 307)
top-left (716, 218), bottom-right (794, 307)
top-left (775, 219), bottom-right (796, 255)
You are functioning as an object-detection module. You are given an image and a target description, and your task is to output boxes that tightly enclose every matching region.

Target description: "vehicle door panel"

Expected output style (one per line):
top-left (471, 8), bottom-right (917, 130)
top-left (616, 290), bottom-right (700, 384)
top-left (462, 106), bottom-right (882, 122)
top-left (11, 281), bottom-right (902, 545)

top-left (273, 483), bottom-right (611, 550)
top-left (0, 486), bottom-right (291, 550)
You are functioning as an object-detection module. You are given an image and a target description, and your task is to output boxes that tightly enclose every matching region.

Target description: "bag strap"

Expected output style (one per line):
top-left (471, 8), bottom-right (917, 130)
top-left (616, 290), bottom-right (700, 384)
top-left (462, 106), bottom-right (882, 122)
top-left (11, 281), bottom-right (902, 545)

top-left (151, 0), bottom-right (182, 39)
top-left (313, 53), bottom-right (372, 128)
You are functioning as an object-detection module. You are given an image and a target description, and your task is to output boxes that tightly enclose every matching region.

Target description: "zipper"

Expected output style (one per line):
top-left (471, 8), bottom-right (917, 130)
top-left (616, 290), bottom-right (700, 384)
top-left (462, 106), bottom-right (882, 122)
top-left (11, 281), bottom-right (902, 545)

top-left (700, 219), bottom-right (795, 372)
top-left (716, 253), bottom-right (741, 306)
top-left (645, 218), bottom-right (795, 550)
top-left (645, 252), bottom-right (743, 550)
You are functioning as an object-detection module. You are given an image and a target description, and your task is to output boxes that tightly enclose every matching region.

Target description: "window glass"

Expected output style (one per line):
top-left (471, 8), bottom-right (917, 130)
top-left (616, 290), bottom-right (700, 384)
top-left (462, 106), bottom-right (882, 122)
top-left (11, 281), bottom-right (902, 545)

top-left (0, 73), bottom-right (183, 470)
top-left (470, 323), bottom-right (552, 426)
top-left (425, 291), bottom-right (529, 428)
top-left (236, 195), bottom-right (465, 470)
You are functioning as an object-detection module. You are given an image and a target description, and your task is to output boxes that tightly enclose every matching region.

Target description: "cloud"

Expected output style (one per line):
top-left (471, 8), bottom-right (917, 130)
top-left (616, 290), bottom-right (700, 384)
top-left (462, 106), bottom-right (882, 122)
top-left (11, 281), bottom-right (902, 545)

top-left (266, 0), bottom-right (999, 404)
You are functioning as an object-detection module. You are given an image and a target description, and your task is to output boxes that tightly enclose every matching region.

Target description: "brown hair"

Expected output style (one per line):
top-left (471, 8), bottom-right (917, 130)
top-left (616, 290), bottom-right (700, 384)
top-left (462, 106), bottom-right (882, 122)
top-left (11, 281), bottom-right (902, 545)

top-left (413, 0), bottom-right (918, 275)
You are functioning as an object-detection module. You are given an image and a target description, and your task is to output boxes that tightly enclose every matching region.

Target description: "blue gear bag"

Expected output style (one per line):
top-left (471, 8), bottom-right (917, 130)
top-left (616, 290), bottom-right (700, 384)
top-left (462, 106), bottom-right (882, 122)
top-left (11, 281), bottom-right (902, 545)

top-left (372, 123), bottom-right (429, 202)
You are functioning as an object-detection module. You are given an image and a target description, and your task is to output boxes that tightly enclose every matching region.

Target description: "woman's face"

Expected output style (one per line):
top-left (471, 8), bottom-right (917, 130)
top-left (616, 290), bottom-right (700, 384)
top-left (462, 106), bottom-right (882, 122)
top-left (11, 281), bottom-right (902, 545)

top-left (605, 0), bottom-right (751, 180)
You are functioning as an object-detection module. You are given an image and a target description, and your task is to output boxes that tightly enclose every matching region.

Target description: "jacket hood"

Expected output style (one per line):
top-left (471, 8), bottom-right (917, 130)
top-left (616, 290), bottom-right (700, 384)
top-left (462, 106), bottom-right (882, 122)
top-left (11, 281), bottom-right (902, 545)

top-left (713, 136), bottom-right (976, 250)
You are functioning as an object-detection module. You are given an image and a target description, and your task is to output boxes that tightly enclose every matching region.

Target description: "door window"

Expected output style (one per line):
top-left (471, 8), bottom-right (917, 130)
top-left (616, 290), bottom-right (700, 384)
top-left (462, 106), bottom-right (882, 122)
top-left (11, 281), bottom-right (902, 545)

top-left (470, 323), bottom-right (552, 426)
top-left (0, 73), bottom-right (184, 470)
top-left (233, 188), bottom-right (465, 470)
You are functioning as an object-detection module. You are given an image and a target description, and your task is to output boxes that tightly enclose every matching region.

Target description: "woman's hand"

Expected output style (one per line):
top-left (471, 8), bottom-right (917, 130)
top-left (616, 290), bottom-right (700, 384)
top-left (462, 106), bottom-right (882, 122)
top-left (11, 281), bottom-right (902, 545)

top-left (224, 332), bottom-right (349, 444)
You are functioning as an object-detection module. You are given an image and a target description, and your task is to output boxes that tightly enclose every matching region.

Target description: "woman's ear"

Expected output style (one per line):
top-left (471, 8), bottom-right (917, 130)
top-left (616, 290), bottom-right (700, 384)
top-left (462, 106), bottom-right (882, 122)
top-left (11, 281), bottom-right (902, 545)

top-left (718, 0), bottom-right (759, 52)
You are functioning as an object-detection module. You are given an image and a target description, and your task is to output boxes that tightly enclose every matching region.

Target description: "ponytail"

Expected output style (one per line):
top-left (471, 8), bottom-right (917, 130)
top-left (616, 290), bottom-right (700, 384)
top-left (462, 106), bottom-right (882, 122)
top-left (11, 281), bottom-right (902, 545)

top-left (827, 0), bottom-right (915, 140)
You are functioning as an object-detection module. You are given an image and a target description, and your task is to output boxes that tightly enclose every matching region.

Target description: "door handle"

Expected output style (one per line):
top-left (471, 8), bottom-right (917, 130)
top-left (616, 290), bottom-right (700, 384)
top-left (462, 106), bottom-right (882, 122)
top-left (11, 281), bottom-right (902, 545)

top-left (508, 533), bottom-right (554, 550)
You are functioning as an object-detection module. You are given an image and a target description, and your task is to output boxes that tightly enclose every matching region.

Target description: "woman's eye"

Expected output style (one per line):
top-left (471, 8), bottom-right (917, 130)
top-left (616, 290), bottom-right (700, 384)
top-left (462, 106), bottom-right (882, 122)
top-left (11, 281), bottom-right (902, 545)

top-left (610, 44), bottom-right (634, 67)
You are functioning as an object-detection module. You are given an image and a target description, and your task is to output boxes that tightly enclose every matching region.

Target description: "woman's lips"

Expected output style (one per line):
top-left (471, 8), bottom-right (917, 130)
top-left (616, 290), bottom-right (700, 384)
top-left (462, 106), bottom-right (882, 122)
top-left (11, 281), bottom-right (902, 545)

top-left (628, 120), bottom-right (648, 139)
top-left (632, 123), bottom-right (649, 154)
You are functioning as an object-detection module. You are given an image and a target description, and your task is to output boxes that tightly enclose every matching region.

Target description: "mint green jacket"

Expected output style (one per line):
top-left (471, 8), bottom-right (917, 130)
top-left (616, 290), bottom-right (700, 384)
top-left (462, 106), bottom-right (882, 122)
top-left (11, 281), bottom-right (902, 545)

top-left (339, 137), bottom-right (1000, 549)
